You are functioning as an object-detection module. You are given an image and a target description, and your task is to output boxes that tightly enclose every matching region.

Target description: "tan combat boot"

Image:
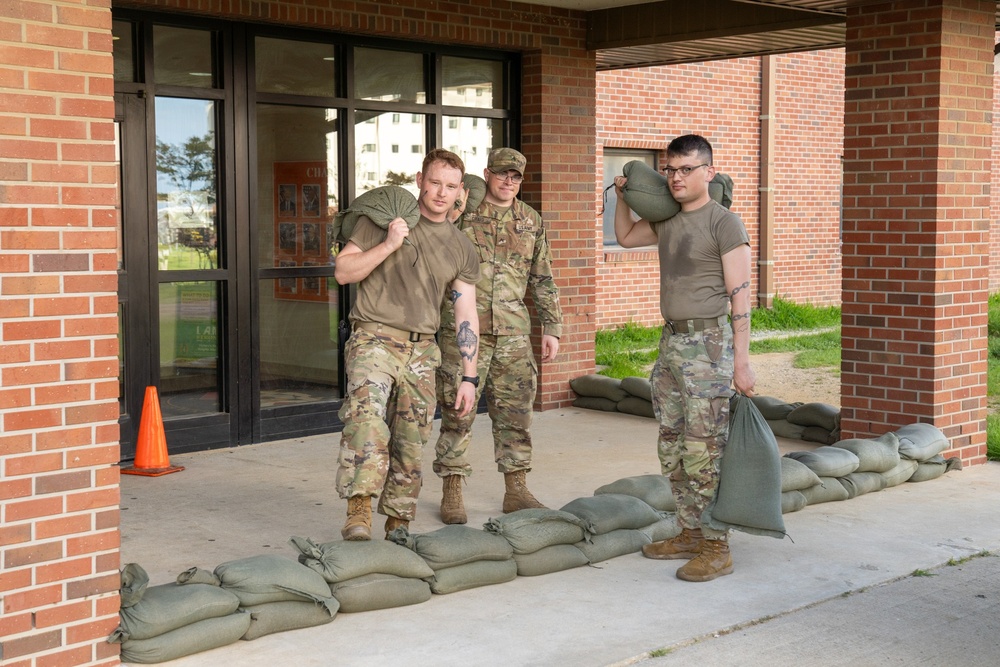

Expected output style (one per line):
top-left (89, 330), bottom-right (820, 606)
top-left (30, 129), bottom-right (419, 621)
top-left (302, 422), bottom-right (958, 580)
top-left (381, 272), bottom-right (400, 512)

top-left (384, 515), bottom-right (409, 539)
top-left (676, 538), bottom-right (733, 582)
top-left (440, 475), bottom-right (467, 524)
top-left (341, 496), bottom-right (372, 541)
top-left (641, 527), bottom-right (704, 560)
top-left (502, 470), bottom-right (546, 513)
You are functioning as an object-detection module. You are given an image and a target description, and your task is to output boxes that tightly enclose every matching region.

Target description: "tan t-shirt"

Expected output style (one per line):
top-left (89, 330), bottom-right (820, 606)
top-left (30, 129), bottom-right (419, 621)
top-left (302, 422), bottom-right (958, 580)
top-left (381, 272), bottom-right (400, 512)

top-left (347, 214), bottom-right (480, 334)
top-left (655, 200), bottom-right (749, 322)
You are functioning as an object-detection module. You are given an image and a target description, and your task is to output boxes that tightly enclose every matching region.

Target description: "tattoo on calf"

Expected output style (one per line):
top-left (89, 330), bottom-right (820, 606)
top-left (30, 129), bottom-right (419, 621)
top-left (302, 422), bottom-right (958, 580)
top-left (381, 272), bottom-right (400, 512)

top-left (457, 321), bottom-right (479, 362)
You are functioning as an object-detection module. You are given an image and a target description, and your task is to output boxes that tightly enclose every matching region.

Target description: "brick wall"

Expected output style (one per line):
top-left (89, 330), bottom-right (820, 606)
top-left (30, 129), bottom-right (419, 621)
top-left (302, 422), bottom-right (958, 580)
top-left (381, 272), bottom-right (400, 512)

top-left (0, 1), bottom-right (122, 665)
top-left (841, 0), bottom-right (991, 465)
top-left (992, 44), bottom-right (1000, 293)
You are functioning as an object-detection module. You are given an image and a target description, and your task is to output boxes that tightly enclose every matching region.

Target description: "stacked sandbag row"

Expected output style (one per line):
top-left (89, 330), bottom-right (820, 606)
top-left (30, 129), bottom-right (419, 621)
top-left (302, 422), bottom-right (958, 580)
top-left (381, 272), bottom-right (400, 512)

top-left (751, 395), bottom-right (842, 444)
top-left (109, 555), bottom-right (338, 664)
top-left (484, 508), bottom-right (592, 576)
top-left (780, 423), bottom-right (962, 513)
top-left (560, 493), bottom-right (677, 563)
top-left (387, 525), bottom-right (517, 594)
top-left (570, 374), bottom-right (654, 418)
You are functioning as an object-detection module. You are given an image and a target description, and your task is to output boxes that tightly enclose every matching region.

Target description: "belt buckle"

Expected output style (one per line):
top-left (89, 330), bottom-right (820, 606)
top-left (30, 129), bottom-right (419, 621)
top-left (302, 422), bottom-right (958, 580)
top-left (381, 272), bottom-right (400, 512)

top-left (409, 331), bottom-right (421, 343)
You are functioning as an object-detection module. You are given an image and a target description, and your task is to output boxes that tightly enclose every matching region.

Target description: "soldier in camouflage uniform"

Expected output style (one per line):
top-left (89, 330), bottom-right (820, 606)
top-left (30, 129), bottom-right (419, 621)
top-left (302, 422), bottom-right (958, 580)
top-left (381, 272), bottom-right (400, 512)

top-left (434, 148), bottom-right (563, 523)
top-left (334, 149), bottom-right (481, 541)
top-left (612, 134), bottom-right (756, 582)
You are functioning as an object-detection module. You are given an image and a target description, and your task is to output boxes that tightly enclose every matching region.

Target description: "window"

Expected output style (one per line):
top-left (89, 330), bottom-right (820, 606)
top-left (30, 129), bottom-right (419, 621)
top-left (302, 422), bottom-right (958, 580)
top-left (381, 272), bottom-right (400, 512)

top-left (602, 149), bottom-right (656, 248)
top-left (411, 145), bottom-right (421, 153)
top-left (448, 118), bottom-right (458, 129)
top-left (391, 144), bottom-right (399, 153)
top-left (392, 114), bottom-right (400, 123)
top-left (411, 114), bottom-right (420, 123)
top-left (361, 143), bottom-right (375, 152)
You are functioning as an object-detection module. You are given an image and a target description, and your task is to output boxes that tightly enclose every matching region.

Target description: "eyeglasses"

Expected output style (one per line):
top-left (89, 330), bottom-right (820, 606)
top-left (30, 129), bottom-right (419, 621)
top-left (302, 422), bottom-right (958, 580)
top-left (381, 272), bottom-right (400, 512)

top-left (489, 169), bottom-right (524, 184)
top-left (662, 164), bottom-right (710, 178)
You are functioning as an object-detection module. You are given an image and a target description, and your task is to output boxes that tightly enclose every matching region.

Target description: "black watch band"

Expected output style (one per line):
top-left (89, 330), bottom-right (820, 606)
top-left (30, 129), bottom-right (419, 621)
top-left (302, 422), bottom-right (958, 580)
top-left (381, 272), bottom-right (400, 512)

top-left (461, 375), bottom-right (480, 387)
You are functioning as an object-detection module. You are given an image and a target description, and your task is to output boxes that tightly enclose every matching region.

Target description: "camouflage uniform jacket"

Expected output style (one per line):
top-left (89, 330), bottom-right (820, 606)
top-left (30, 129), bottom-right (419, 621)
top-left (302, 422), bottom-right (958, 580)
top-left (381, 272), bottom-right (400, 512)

top-left (444, 198), bottom-right (562, 338)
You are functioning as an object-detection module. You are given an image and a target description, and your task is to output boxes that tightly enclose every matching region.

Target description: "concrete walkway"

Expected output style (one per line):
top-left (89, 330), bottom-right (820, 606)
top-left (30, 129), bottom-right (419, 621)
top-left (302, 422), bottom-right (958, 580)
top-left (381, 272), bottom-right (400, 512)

top-left (120, 407), bottom-right (1000, 666)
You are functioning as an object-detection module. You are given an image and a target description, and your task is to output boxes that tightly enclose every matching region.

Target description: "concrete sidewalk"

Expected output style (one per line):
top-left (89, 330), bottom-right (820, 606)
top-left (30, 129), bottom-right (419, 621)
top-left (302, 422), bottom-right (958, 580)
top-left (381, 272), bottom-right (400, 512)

top-left (120, 407), bottom-right (1000, 666)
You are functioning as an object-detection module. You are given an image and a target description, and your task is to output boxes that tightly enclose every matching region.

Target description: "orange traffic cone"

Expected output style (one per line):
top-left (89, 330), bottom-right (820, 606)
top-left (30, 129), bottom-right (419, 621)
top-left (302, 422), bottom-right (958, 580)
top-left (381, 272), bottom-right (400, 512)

top-left (121, 386), bottom-right (184, 477)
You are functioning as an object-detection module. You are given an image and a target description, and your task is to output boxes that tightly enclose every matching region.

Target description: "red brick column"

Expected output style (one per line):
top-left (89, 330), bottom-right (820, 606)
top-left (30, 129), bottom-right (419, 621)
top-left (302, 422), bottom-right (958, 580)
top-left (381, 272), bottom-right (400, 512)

top-left (0, 1), bottom-right (121, 665)
top-left (841, 0), bottom-right (991, 465)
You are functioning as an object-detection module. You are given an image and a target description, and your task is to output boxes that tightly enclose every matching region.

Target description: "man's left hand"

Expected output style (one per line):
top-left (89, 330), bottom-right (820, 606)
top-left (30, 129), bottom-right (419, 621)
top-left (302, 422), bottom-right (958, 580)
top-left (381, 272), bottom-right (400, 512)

top-left (541, 334), bottom-right (559, 362)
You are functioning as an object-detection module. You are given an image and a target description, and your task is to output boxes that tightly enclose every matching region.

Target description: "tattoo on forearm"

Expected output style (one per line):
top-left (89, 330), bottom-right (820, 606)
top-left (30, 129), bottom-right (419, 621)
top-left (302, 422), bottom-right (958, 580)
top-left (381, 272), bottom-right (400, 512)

top-left (450, 289), bottom-right (461, 303)
top-left (457, 321), bottom-right (478, 362)
top-left (732, 311), bottom-right (750, 332)
top-left (730, 281), bottom-right (750, 299)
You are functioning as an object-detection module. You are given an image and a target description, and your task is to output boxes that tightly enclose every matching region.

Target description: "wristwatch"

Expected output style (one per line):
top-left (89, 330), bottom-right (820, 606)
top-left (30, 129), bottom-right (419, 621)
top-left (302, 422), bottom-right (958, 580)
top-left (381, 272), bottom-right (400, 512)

top-left (461, 375), bottom-right (480, 387)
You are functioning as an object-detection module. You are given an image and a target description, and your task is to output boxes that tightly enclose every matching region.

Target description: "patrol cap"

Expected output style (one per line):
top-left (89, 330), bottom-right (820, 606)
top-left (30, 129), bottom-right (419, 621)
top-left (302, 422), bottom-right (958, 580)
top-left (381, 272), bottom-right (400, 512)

top-left (487, 148), bottom-right (526, 175)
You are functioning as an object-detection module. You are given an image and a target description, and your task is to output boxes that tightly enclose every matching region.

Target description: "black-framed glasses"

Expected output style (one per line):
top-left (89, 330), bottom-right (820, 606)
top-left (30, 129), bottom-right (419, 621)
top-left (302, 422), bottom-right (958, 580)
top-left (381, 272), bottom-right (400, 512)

top-left (662, 163), bottom-right (709, 178)
top-left (489, 169), bottom-right (524, 184)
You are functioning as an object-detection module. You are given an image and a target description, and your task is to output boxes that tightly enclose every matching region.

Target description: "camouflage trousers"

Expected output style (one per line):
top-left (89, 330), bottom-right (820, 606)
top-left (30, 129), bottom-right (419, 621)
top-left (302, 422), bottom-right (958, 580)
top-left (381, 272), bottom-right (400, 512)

top-left (434, 332), bottom-right (537, 477)
top-left (651, 324), bottom-right (734, 540)
top-left (336, 329), bottom-right (440, 521)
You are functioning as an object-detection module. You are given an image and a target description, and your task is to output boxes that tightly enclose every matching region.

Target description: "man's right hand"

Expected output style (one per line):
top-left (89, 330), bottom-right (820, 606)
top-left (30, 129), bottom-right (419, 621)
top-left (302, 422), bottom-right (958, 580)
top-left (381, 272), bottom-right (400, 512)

top-left (383, 217), bottom-right (410, 251)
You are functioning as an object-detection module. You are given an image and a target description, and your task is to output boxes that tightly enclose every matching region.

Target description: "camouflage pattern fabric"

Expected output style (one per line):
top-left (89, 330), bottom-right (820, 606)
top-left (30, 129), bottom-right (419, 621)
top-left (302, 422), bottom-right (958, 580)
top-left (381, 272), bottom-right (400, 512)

top-left (434, 331), bottom-right (536, 475)
top-left (650, 325), bottom-right (734, 541)
top-left (336, 329), bottom-right (440, 521)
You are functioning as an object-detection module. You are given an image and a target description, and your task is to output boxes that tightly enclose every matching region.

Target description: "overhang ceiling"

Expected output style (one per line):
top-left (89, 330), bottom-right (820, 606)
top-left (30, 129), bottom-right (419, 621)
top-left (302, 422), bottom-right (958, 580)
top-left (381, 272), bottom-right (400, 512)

top-left (521, 0), bottom-right (1000, 70)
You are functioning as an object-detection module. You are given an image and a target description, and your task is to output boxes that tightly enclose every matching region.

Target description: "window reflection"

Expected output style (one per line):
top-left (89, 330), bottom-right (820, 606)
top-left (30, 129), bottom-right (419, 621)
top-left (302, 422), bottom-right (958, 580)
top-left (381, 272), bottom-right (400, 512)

top-left (155, 97), bottom-right (219, 270)
top-left (354, 111), bottom-right (424, 198)
top-left (442, 116), bottom-right (500, 176)
top-left (256, 37), bottom-right (336, 97)
top-left (112, 20), bottom-right (135, 83)
top-left (153, 25), bottom-right (216, 88)
top-left (159, 282), bottom-right (221, 417)
top-left (441, 57), bottom-right (503, 109)
top-left (355, 47), bottom-right (425, 103)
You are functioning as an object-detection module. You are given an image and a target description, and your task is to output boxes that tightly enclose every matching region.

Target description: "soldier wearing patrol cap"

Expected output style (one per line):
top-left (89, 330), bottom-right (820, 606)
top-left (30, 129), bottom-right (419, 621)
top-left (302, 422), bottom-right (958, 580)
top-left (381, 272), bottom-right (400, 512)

top-left (434, 147), bottom-right (563, 523)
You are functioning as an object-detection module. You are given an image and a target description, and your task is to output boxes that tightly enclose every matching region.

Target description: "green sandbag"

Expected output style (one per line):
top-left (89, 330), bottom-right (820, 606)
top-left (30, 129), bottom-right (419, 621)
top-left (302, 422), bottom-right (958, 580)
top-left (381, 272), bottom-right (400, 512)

top-left (880, 458), bottom-right (919, 487)
top-left (387, 524), bottom-right (513, 569)
top-left (638, 516), bottom-right (681, 543)
top-left (427, 559), bottom-right (517, 594)
top-left (751, 395), bottom-right (801, 421)
top-left (838, 471), bottom-right (887, 499)
top-left (785, 446), bottom-right (860, 478)
top-left (462, 173), bottom-right (488, 213)
top-left (704, 394), bottom-right (786, 539)
top-left (617, 396), bottom-right (655, 418)
top-left (290, 536), bottom-right (434, 583)
top-left (768, 419), bottom-right (807, 441)
top-left (513, 544), bottom-right (590, 577)
top-left (330, 185), bottom-right (420, 246)
top-left (621, 160), bottom-right (733, 223)
top-left (570, 374), bottom-right (629, 402)
top-left (799, 477), bottom-right (849, 505)
top-left (119, 563), bottom-right (150, 608)
top-left (786, 402), bottom-right (841, 432)
top-left (894, 423), bottom-right (950, 462)
top-left (113, 582), bottom-right (240, 641)
top-left (620, 376), bottom-right (653, 401)
top-left (560, 493), bottom-right (666, 534)
top-left (802, 425), bottom-right (838, 445)
top-left (574, 528), bottom-right (650, 563)
top-left (830, 432), bottom-right (900, 473)
top-left (176, 567), bottom-right (221, 586)
top-left (241, 599), bottom-right (337, 641)
top-left (328, 573), bottom-right (431, 613)
top-left (119, 611), bottom-right (251, 664)
top-left (781, 490), bottom-right (808, 514)
top-left (594, 474), bottom-right (676, 512)
top-left (572, 396), bottom-right (619, 412)
top-left (483, 508), bottom-right (591, 555)
top-left (779, 456), bottom-right (822, 493)
top-left (907, 455), bottom-right (949, 482)
top-left (212, 554), bottom-right (336, 608)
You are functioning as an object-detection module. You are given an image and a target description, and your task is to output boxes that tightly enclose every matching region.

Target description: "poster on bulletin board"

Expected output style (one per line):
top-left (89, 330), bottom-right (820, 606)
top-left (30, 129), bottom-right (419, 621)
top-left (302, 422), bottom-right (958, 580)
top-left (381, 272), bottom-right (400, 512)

top-left (273, 161), bottom-right (333, 301)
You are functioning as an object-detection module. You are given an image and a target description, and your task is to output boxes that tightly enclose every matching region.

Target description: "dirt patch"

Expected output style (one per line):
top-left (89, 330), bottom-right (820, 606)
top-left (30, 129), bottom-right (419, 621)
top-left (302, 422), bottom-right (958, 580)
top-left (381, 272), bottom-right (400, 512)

top-left (751, 352), bottom-right (840, 408)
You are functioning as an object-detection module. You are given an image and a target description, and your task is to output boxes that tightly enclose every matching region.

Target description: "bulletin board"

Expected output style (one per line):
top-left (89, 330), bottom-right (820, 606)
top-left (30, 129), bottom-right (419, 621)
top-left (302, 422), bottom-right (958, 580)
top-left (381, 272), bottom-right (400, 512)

top-left (272, 161), bottom-right (333, 302)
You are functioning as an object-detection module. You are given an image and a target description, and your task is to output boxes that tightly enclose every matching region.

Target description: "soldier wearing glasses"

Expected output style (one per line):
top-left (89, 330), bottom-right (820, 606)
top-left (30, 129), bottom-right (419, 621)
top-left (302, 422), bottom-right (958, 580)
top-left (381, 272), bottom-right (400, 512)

top-left (434, 148), bottom-right (563, 523)
top-left (612, 134), bottom-right (756, 582)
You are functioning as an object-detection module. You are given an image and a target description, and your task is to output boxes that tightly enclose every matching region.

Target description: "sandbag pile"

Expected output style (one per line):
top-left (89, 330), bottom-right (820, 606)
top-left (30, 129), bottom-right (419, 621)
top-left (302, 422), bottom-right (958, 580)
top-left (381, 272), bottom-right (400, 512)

top-left (560, 493), bottom-right (676, 563)
top-left (483, 508), bottom-right (593, 576)
top-left (570, 374), bottom-right (654, 418)
top-left (387, 524), bottom-right (517, 594)
top-left (289, 536), bottom-right (433, 612)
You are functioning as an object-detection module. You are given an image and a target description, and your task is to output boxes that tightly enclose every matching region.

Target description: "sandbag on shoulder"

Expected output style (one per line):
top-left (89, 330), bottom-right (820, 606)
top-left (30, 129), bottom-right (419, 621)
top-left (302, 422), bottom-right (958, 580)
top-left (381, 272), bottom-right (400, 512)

top-left (780, 456), bottom-right (822, 493)
top-left (799, 477), bottom-right (849, 505)
top-left (894, 423), bottom-right (950, 462)
top-left (212, 554), bottom-right (336, 607)
top-left (513, 544), bottom-right (590, 577)
top-left (621, 160), bottom-right (733, 223)
top-left (240, 599), bottom-right (337, 641)
top-left (594, 474), bottom-right (676, 512)
top-left (570, 374), bottom-right (629, 402)
top-left (786, 402), bottom-right (841, 432)
top-left (617, 396), bottom-right (655, 418)
top-left (462, 173), bottom-right (488, 213)
top-left (560, 493), bottom-right (666, 535)
top-left (329, 573), bottom-right (431, 613)
top-left (703, 393), bottom-right (785, 539)
top-left (113, 581), bottom-right (240, 642)
top-left (785, 446), bottom-right (860, 478)
top-left (330, 185), bottom-right (419, 246)
top-left (829, 432), bottom-right (900, 473)
top-left (290, 535), bottom-right (434, 583)
top-left (575, 528), bottom-right (651, 563)
top-left (483, 508), bottom-right (591, 555)
top-left (118, 611), bottom-right (251, 664)
top-left (751, 395), bottom-right (802, 421)
top-left (573, 396), bottom-right (619, 412)
top-left (620, 376), bottom-right (653, 402)
top-left (387, 524), bottom-right (513, 569)
top-left (428, 559), bottom-right (517, 595)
